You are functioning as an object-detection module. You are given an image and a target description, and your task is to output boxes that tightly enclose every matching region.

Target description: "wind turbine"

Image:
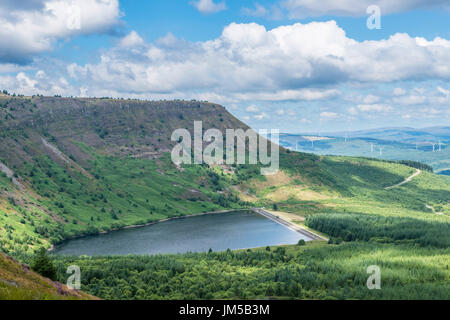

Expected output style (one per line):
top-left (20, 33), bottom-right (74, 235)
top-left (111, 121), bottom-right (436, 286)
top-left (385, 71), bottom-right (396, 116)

top-left (379, 146), bottom-right (383, 156)
top-left (432, 143), bottom-right (435, 152)
top-left (438, 140), bottom-right (442, 152)
top-left (370, 143), bottom-right (374, 153)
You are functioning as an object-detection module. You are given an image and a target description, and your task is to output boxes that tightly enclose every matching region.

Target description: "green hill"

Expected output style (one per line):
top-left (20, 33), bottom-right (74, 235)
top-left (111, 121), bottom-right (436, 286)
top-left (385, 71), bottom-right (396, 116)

top-left (279, 133), bottom-right (450, 172)
top-left (0, 95), bottom-right (449, 300)
top-left (0, 96), bottom-right (250, 255)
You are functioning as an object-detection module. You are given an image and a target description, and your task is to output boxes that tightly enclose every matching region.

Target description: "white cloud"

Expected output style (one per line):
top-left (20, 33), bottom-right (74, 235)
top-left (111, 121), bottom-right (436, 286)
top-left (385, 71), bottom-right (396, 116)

top-left (0, 0), bottom-right (121, 63)
top-left (419, 107), bottom-right (446, 118)
top-left (280, 0), bottom-right (450, 18)
top-left (119, 31), bottom-right (144, 47)
top-left (254, 112), bottom-right (269, 120)
top-left (393, 87), bottom-right (406, 96)
top-left (437, 86), bottom-right (450, 97)
top-left (357, 104), bottom-right (393, 112)
top-left (246, 105), bottom-right (259, 112)
top-left (191, 0), bottom-right (226, 14)
top-left (348, 107), bottom-right (358, 115)
top-left (0, 70), bottom-right (74, 96)
top-left (64, 21), bottom-right (450, 102)
top-left (275, 109), bottom-right (285, 115)
top-left (320, 111), bottom-right (338, 119)
top-left (242, 3), bottom-right (269, 17)
top-left (392, 95), bottom-right (426, 105)
top-left (362, 94), bottom-right (380, 104)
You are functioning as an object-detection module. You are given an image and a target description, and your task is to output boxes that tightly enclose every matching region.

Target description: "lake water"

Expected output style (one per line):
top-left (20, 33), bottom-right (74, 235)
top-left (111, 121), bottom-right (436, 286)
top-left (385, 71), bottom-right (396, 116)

top-left (52, 210), bottom-right (311, 256)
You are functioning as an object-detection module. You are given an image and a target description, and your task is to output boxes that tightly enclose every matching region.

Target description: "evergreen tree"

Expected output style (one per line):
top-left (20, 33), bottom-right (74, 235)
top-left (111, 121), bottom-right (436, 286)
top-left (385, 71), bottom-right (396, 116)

top-left (31, 248), bottom-right (57, 281)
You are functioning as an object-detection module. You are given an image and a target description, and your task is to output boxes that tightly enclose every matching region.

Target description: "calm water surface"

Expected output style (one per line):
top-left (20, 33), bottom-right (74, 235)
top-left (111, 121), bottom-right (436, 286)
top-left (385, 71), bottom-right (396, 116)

top-left (53, 211), bottom-right (311, 256)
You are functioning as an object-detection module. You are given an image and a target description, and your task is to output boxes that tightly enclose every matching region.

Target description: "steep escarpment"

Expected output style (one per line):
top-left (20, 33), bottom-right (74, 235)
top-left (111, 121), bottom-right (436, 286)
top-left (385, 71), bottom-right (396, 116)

top-left (0, 96), bottom-right (251, 255)
top-left (0, 96), bottom-right (248, 167)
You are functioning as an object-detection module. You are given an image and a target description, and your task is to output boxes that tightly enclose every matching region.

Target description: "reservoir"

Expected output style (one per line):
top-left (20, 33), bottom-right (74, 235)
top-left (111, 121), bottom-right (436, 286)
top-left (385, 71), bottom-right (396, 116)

top-left (52, 210), bottom-right (311, 256)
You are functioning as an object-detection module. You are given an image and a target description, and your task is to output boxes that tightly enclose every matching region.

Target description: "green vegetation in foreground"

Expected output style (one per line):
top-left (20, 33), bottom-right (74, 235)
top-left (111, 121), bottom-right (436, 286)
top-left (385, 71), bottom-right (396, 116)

top-left (53, 241), bottom-right (449, 300)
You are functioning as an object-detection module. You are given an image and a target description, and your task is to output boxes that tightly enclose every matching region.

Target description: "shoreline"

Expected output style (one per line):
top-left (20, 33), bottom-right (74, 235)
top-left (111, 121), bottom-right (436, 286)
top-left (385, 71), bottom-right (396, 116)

top-left (253, 208), bottom-right (328, 241)
top-left (48, 208), bottom-right (251, 252)
top-left (49, 207), bottom-right (327, 253)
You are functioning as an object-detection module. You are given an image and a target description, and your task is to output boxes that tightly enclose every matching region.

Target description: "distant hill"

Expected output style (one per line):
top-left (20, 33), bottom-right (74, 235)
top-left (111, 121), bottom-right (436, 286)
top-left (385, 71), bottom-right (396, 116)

top-left (314, 126), bottom-right (450, 143)
top-left (280, 127), bottom-right (450, 171)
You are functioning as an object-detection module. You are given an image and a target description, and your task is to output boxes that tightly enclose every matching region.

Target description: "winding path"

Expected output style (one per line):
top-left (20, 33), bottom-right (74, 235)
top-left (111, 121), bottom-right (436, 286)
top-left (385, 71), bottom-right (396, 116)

top-left (385, 169), bottom-right (421, 190)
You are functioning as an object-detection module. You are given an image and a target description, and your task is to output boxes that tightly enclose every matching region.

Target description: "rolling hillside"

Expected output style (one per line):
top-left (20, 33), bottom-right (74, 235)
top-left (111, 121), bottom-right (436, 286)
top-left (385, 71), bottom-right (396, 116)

top-left (0, 95), bottom-right (449, 300)
top-left (279, 129), bottom-right (450, 172)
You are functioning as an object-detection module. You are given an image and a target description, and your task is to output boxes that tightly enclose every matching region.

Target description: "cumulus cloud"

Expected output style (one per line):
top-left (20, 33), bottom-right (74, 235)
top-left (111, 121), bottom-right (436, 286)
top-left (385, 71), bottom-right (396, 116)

top-left (242, 3), bottom-right (269, 17)
top-left (0, 70), bottom-right (74, 96)
top-left (362, 94), bottom-right (380, 104)
top-left (191, 0), bottom-right (226, 14)
top-left (119, 31), bottom-right (144, 47)
top-left (254, 112), bottom-right (269, 120)
top-left (64, 21), bottom-right (450, 103)
top-left (356, 104), bottom-right (393, 113)
top-left (320, 111), bottom-right (338, 119)
top-left (437, 86), bottom-right (450, 97)
top-left (393, 87), bottom-right (406, 96)
top-left (392, 95), bottom-right (426, 105)
top-left (246, 105), bottom-right (260, 112)
top-left (0, 0), bottom-right (121, 63)
top-left (280, 0), bottom-right (450, 18)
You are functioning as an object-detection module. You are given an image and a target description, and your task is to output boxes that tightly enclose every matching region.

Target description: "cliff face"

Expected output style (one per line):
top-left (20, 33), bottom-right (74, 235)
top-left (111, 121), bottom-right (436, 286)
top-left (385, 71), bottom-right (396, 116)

top-left (0, 96), bottom-right (248, 169)
top-left (0, 96), bottom-right (251, 256)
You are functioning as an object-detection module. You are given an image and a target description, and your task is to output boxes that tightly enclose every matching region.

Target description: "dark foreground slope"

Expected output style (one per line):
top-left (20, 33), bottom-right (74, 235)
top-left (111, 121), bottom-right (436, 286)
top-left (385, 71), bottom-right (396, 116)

top-left (0, 252), bottom-right (95, 300)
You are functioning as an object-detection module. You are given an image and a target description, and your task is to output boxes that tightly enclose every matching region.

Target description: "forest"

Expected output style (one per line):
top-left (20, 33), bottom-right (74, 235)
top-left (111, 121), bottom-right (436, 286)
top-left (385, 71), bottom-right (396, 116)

top-left (51, 241), bottom-right (449, 300)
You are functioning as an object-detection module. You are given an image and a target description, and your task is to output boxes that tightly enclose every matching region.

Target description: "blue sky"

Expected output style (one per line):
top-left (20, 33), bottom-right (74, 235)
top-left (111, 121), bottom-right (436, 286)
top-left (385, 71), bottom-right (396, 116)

top-left (0, 0), bottom-right (449, 132)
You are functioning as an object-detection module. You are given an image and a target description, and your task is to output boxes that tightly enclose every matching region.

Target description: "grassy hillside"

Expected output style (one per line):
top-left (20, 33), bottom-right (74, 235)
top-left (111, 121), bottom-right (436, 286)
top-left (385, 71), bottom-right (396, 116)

top-left (0, 96), bottom-right (249, 256)
top-left (0, 252), bottom-right (95, 300)
top-left (0, 95), bottom-right (449, 300)
top-left (279, 134), bottom-right (450, 172)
